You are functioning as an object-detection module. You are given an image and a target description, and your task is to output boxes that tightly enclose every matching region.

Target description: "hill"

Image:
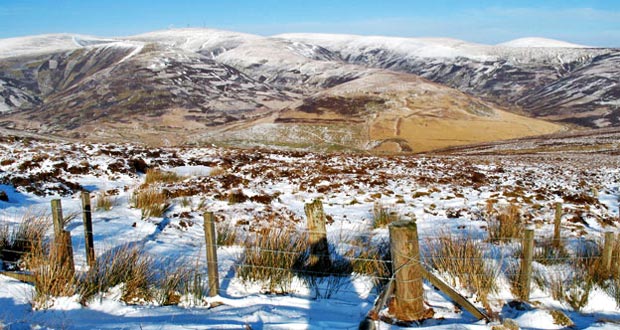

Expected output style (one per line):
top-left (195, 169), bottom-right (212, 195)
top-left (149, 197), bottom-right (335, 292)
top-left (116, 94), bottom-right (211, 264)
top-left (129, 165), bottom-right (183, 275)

top-left (4, 28), bottom-right (620, 150)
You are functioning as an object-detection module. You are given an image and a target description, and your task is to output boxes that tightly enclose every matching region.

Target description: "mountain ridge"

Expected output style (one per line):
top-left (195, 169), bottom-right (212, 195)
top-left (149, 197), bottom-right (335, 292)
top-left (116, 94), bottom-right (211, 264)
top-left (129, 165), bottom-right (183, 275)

top-left (1, 28), bottom-right (617, 151)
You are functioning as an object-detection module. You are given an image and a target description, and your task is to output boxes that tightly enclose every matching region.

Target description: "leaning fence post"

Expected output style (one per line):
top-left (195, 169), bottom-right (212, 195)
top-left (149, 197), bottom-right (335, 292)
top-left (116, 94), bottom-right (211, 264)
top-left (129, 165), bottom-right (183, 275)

top-left (203, 212), bottom-right (220, 297)
top-left (602, 231), bottom-right (615, 275)
top-left (553, 202), bottom-right (562, 248)
top-left (304, 199), bottom-right (331, 270)
top-left (81, 192), bottom-right (96, 267)
top-left (388, 220), bottom-right (425, 321)
top-left (518, 229), bottom-right (535, 301)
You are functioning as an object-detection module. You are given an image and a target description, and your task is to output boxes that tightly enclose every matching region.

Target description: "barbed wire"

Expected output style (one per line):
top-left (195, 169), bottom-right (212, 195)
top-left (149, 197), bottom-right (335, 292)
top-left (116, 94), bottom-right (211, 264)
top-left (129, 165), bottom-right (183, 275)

top-left (232, 264), bottom-right (391, 280)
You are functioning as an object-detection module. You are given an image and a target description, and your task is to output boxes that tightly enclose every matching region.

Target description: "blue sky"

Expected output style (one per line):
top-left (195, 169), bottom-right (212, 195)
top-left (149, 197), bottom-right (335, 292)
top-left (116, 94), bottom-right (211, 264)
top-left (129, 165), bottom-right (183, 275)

top-left (1, 0), bottom-right (619, 46)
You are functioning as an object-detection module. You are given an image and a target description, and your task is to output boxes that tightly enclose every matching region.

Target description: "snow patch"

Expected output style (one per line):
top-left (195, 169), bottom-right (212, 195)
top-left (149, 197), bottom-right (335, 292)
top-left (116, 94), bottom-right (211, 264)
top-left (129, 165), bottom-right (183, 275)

top-left (498, 37), bottom-right (590, 48)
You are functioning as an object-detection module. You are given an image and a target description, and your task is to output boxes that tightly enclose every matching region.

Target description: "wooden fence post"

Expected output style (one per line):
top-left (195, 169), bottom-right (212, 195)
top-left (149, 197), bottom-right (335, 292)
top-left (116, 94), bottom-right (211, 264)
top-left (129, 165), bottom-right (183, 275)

top-left (615, 233), bottom-right (620, 278)
top-left (602, 231), bottom-right (615, 275)
top-left (81, 192), bottom-right (96, 267)
top-left (56, 230), bottom-right (75, 276)
top-left (51, 199), bottom-right (64, 238)
top-left (518, 229), bottom-right (535, 301)
top-left (203, 212), bottom-right (220, 297)
top-left (553, 202), bottom-right (562, 248)
top-left (50, 199), bottom-right (75, 279)
top-left (304, 199), bottom-right (331, 270)
top-left (388, 220), bottom-right (425, 321)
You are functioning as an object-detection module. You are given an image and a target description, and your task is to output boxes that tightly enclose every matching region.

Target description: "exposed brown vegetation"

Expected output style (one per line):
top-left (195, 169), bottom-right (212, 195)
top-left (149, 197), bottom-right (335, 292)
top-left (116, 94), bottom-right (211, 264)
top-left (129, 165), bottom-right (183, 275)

top-left (426, 232), bottom-right (498, 311)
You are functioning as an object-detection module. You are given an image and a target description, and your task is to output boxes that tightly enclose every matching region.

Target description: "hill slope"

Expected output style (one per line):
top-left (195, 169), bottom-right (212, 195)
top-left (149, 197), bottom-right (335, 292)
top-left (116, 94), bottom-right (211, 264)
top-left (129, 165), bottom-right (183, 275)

top-left (279, 33), bottom-right (620, 128)
top-left (5, 29), bottom-right (617, 150)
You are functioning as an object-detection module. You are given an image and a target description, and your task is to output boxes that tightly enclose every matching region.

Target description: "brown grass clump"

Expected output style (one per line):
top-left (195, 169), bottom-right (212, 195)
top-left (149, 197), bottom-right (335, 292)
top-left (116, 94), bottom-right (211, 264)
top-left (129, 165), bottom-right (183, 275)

top-left (426, 232), bottom-right (498, 310)
top-left (142, 168), bottom-right (183, 187)
top-left (0, 212), bottom-right (49, 269)
top-left (548, 271), bottom-right (593, 312)
top-left (542, 239), bottom-right (613, 311)
top-left (156, 266), bottom-right (193, 306)
top-left (209, 167), bottom-right (226, 177)
top-left (216, 223), bottom-right (238, 246)
top-left (372, 203), bottom-right (398, 228)
top-left (25, 239), bottom-right (77, 309)
top-left (345, 237), bottom-right (390, 283)
top-left (487, 203), bottom-right (523, 243)
top-left (238, 229), bottom-right (308, 294)
top-left (132, 188), bottom-right (170, 219)
top-left (79, 245), bottom-right (156, 305)
top-left (96, 192), bottom-right (115, 211)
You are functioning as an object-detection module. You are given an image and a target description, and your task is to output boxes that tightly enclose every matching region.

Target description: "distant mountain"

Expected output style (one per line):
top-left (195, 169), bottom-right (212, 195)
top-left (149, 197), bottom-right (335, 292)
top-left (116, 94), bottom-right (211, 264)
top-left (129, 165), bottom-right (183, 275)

top-left (280, 33), bottom-right (620, 128)
top-left (1, 28), bottom-right (617, 151)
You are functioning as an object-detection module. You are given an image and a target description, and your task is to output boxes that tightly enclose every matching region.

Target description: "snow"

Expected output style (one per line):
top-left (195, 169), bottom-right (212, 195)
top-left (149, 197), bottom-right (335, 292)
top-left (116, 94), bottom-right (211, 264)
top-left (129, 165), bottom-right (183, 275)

top-left (0, 33), bottom-right (114, 59)
top-left (498, 37), bottom-right (590, 48)
top-left (0, 138), bottom-right (618, 329)
top-left (275, 32), bottom-right (609, 67)
top-left (127, 28), bottom-right (261, 55)
top-left (0, 101), bottom-right (10, 113)
top-left (168, 165), bottom-right (213, 176)
top-left (276, 33), bottom-right (495, 60)
top-left (109, 41), bottom-right (145, 63)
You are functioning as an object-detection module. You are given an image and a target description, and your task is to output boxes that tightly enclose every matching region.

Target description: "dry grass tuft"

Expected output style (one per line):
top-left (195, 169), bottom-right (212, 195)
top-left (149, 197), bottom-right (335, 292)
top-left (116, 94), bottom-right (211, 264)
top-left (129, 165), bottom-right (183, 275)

top-left (549, 271), bottom-right (593, 312)
top-left (0, 212), bottom-right (49, 269)
top-left (79, 244), bottom-right (156, 305)
top-left (26, 239), bottom-right (77, 309)
top-left (216, 223), bottom-right (238, 246)
top-left (372, 203), bottom-right (398, 228)
top-left (573, 239), bottom-right (610, 284)
top-left (344, 236), bottom-right (390, 282)
top-left (209, 167), bottom-right (227, 177)
top-left (426, 231), bottom-right (498, 310)
top-left (143, 168), bottom-right (184, 186)
top-left (132, 188), bottom-right (170, 219)
top-left (156, 266), bottom-right (193, 306)
top-left (487, 203), bottom-right (523, 243)
top-left (96, 192), bottom-right (115, 211)
top-left (238, 229), bottom-right (308, 294)
top-left (605, 277), bottom-right (620, 309)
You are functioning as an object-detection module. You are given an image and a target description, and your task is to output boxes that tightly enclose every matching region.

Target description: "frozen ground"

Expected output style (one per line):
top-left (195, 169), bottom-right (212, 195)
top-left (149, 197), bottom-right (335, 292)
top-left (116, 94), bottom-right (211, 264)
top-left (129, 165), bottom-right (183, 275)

top-left (0, 135), bottom-right (619, 329)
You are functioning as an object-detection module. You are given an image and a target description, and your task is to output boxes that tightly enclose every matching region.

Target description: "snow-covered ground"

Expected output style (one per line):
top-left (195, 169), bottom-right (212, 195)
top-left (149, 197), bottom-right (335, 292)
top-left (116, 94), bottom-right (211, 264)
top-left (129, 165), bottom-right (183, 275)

top-left (1, 136), bottom-right (619, 329)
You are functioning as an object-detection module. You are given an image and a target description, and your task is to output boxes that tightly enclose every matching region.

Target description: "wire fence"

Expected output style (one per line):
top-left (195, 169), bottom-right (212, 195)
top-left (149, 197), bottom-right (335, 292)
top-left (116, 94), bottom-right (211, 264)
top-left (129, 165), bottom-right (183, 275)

top-left (2, 208), bottom-right (620, 319)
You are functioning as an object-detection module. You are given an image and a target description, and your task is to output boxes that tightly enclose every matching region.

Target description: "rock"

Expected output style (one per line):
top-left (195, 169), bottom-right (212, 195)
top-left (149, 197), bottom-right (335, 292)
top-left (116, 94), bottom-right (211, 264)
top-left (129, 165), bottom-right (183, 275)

top-left (507, 300), bottom-right (532, 311)
top-left (0, 190), bottom-right (8, 202)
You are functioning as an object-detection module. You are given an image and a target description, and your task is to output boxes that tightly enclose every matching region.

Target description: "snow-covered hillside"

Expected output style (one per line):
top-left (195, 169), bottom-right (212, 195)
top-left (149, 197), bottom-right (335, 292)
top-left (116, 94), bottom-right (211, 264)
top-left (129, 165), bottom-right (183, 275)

top-left (278, 32), bottom-right (619, 128)
top-left (1, 135), bottom-right (620, 329)
top-left (128, 28), bottom-right (261, 57)
top-left (0, 34), bottom-right (115, 59)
